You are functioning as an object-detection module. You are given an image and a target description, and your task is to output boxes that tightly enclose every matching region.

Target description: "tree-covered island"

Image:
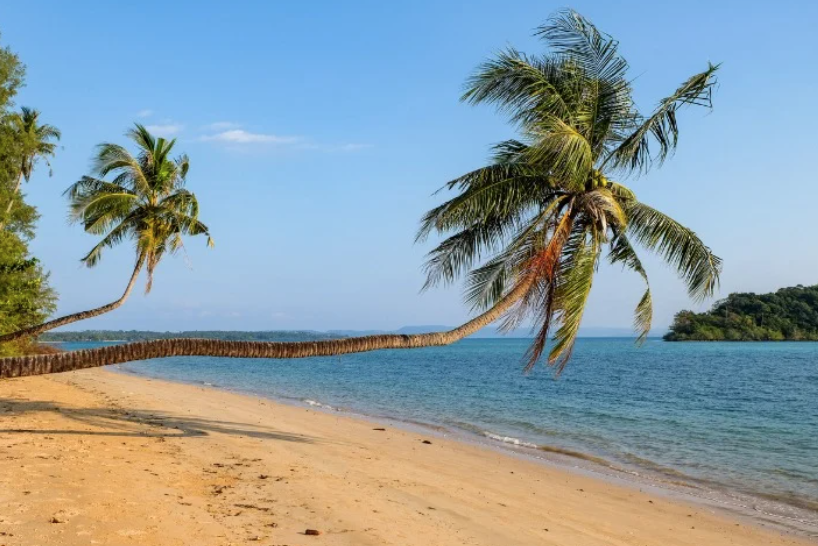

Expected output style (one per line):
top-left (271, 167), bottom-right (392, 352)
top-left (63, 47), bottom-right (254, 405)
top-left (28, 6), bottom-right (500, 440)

top-left (665, 285), bottom-right (818, 341)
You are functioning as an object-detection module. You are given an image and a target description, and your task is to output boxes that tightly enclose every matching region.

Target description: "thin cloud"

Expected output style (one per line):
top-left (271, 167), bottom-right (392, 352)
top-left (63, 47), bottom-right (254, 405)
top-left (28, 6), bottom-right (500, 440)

top-left (200, 129), bottom-right (300, 145)
top-left (205, 121), bottom-right (241, 130)
top-left (145, 123), bottom-right (183, 136)
top-left (137, 109), bottom-right (153, 118)
top-left (197, 125), bottom-right (370, 152)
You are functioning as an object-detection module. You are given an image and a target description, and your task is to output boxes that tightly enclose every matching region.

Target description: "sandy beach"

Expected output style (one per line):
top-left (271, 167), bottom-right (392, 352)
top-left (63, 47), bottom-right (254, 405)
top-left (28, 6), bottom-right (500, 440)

top-left (0, 370), bottom-right (812, 546)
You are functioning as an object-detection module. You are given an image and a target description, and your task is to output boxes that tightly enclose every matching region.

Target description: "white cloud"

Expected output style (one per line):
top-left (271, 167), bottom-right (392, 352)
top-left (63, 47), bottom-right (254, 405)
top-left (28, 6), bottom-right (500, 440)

top-left (145, 123), bottom-right (184, 136)
top-left (137, 109), bottom-right (153, 118)
top-left (197, 125), bottom-right (370, 153)
top-left (205, 121), bottom-right (241, 130)
top-left (200, 129), bottom-right (300, 145)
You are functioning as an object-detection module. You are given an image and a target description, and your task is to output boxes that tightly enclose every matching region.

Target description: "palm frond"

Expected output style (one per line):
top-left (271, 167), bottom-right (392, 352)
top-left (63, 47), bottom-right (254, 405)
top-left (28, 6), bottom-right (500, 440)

top-left (513, 209), bottom-right (575, 367)
top-left (608, 232), bottom-right (652, 343)
top-left (606, 63), bottom-right (719, 173)
top-left (64, 175), bottom-right (133, 201)
top-left (461, 49), bottom-right (572, 125)
top-left (160, 189), bottom-right (200, 218)
top-left (92, 143), bottom-right (150, 194)
top-left (175, 154), bottom-right (190, 184)
top-left (523, 115), bottom-right (593, 189)
top-left (535, 9), bottom-right (629, 85)
top-left (80, 215), bottom-right (140, 267)
top-left (625, 201), bottom-right (721, 301)
top-left (417, 160), bottom-right (548, 242)
top-left (127, 124), bottom-right (156, 155)
top-left (548, 226), bottom-right (599, 372)
top-left (421, 219), bottom-right (515, 290)
top-left (76, 193), bottom-right (139, 235)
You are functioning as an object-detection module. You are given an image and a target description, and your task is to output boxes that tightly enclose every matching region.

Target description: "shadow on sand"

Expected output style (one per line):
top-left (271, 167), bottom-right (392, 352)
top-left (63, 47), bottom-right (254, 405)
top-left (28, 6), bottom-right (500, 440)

top-left (0, 396), bottom-right (317, 443)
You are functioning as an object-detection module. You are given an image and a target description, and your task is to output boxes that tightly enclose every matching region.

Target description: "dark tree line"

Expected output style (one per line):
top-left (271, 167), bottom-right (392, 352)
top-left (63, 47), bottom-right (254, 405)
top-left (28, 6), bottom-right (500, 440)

top-left (41, 330), bottom-right (344, 343)
top-left (665, 285), bottom-right (818, 341)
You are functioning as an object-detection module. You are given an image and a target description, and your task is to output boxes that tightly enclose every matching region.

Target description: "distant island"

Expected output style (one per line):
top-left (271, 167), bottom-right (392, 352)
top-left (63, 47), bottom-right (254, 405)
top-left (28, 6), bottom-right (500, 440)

top-left (665, 285), bottom-right (818, 341)
top-left (40, 330), bottom-right (345, 343)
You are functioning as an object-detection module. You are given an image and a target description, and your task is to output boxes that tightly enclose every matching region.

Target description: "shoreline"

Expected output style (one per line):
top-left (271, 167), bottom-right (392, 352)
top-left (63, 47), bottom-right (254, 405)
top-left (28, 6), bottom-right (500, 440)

top-left (1, 369), bottom-right (815, 545)
top-left (112, 363), bottom-right (818, 537)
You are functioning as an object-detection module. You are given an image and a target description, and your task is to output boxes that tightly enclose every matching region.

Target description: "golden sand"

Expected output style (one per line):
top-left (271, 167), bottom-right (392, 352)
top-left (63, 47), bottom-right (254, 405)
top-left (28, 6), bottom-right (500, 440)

top-left (0, 370), bottom-right (812, 545)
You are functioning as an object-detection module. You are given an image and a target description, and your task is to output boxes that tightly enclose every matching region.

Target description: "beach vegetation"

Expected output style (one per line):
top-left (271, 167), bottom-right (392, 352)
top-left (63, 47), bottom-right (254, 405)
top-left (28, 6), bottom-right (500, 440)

top-left (0, 107), bottom-right (60, 230)
top-left (0, 36), bottom-right (58, 356)
top-left (0, 125), bottom-right (213, 344)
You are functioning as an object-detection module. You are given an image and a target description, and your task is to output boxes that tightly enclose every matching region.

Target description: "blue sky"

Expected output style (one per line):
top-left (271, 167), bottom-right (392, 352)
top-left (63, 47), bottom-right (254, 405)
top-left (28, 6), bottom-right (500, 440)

top-left (3, 0), bottom-right (817, 333)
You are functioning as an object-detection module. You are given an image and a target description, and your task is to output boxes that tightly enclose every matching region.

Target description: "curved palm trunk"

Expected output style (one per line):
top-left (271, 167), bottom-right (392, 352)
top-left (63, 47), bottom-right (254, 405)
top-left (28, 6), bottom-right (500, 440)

top-left (0, 172), bottom-right (24, 231)
top-left (0, 278), bottom-right (531, 379)
top-left (0, 256), bottom-right (145, 345)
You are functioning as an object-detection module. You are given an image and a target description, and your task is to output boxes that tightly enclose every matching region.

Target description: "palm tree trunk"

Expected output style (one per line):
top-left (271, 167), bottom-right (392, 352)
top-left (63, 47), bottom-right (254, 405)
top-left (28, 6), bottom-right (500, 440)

top-left (0, 172), bottom-right (24, 231)
top-left (0, 255), bottom-right (146, 345)
top-left (0, 277), bottom-right (532, 379)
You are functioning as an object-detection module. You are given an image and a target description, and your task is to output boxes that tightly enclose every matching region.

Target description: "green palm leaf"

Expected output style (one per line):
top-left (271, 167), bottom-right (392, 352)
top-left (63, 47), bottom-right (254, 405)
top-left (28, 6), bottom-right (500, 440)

top-left (625, 201), bottom-right (721, 301)
top-left (69, 124), bottom-right (213, 291)
top-left (547, 226), bottom-right (599, 372)
top-left (419, 10), bottom-right (721, 372)
top-left (608, 232), bottom-right (653, 343)
top-left (606, 63), bottom-right (719, 172)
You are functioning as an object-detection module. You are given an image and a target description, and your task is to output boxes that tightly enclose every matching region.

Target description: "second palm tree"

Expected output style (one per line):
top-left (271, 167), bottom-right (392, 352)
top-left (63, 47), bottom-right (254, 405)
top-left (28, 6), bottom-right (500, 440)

top-left (0, 124), bottom-right (213, 343)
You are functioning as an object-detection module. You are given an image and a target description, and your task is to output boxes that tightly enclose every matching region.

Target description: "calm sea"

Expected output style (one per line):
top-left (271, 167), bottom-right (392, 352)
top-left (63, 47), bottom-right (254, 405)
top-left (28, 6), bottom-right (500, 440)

top-left (63, 338), bottom-right (818, 530)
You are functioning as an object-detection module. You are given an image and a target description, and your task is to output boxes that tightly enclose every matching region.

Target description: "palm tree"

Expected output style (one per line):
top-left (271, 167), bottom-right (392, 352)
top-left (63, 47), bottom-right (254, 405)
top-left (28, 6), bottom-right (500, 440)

top-left (0, 10), bottom-right (721, 378)
top-left (0, 107), bottom-right (60, 230)
top-left (0, 124), bottom-right (213, 344)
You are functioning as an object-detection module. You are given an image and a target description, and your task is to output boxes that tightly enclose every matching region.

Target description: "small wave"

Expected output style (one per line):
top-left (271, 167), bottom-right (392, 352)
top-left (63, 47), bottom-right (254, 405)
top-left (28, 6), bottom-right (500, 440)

top-left (392, 417), bottom-right (450, 433)
top-left (482, 431), bottom-right (539, 449)
top-left (470, 428), bottom-right (616, 470)
top-left (756, 491), bottom-right (818, 514)
top-left (537, 445), bottom-right (615, 468)
top-left (621, 452), bottom-right (699, 481)
top-left (303, 399), bottom-right (337, 411)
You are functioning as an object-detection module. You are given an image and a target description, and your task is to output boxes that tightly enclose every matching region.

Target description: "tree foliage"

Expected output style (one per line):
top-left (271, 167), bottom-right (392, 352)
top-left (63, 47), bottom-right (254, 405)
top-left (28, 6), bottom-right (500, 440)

top-left (0, 232), bottom-right (56, 355)
top-left (0, 34), bottom-right (58, 356)
top-left (0, 124), bottom-right (215, 345)
top-left (419, 10), bottom-right (720, 371)
top-left (665, 285), bottom-right (818, 341)
top-left (66, 124), bottom-right (213, 292)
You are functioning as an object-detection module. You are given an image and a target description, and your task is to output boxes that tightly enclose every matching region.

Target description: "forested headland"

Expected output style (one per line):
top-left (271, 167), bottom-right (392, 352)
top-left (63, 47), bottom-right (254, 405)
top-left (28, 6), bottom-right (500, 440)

top-left (665, 285), bottom-right (818, 341)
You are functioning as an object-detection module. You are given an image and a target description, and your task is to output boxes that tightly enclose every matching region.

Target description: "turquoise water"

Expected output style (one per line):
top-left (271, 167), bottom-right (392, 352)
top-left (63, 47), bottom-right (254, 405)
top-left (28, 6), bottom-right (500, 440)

top-left (65, 338), bottom-right (818, 524)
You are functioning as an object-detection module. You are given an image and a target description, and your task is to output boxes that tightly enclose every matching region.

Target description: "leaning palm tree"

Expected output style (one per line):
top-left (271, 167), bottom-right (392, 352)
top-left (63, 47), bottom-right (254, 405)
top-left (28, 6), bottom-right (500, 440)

top-left (0, 107), bottom-right (60, 230)
top-left (0, 10), bottom-right (720, 378)
top-left (0, 124), bottom-right (213, 344)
